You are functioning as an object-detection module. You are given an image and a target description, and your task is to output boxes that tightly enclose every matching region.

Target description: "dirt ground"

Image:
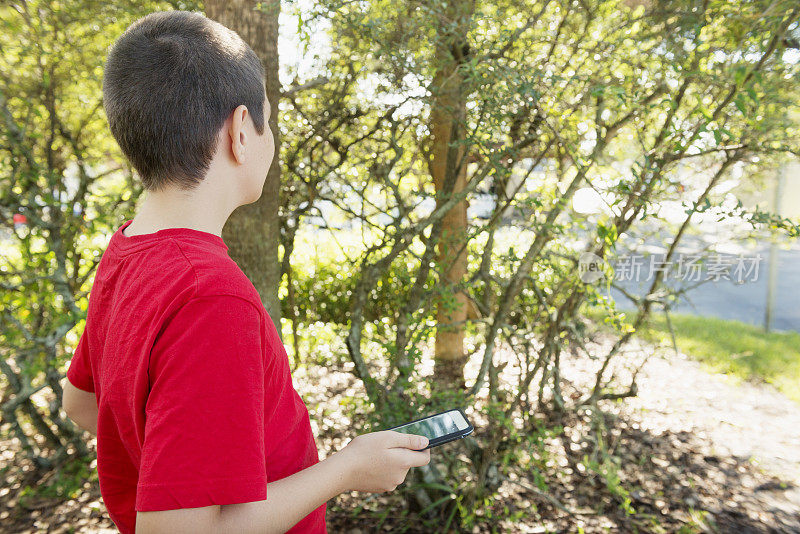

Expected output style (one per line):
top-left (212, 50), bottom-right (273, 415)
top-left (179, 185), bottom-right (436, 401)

top-left (1, 335), bottom-right (798, 533)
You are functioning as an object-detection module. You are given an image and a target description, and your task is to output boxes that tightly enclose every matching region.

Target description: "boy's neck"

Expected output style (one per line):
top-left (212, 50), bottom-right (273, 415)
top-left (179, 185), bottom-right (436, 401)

top-left (124, 184), bottom-right (235, 238)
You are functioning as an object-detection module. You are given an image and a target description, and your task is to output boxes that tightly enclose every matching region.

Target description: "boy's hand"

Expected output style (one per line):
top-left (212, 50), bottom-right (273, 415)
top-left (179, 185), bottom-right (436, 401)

top-left (337, 430), bottom-right (431, 493)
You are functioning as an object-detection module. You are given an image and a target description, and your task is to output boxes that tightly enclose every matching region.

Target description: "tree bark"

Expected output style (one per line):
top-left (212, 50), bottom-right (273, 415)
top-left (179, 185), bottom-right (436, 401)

top-left (205, 0), bottom-right (282, 330)
top-left (429, 0), bottom-right (475, 389)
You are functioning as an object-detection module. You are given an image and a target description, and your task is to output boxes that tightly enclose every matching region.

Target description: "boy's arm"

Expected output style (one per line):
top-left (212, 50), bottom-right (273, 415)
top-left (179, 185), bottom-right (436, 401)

top-left (62, 379), bottom-right (98, 435)
top-left (136, 431), bottom-right (430, 534)
top-left (136, 449), bottom-right (350, 534)
top-left (135, 295), bottom-right (432, 533)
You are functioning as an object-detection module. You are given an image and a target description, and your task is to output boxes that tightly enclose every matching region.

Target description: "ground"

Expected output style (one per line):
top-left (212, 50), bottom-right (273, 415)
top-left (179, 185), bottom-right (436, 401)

top-left (1, 333), bottom-right (798, 533)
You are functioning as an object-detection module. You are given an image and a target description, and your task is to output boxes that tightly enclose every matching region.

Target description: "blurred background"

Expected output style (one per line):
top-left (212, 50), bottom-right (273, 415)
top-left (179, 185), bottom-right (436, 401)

top-left (1, 0), bottom-right (799, 532)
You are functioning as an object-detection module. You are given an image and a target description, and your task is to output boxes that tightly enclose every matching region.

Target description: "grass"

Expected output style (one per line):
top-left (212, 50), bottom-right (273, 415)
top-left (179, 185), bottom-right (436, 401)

top-left (640, 312), bottom-right (800, 403)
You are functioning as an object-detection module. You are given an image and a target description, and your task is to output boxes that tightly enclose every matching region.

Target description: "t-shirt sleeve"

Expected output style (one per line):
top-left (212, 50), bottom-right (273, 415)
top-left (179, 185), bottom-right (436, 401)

top-left (67, 330), bottom-right (95, 393)
top-left (136, 295), bottom-right (268, 511)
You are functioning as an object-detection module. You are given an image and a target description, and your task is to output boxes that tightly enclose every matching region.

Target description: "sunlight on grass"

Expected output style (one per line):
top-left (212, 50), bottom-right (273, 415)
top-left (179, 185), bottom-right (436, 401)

top-left (642, 313), bottom-right (800, 403)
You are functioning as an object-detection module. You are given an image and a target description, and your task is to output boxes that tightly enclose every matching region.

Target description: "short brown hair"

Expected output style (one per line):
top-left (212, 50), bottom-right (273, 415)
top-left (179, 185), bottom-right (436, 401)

top-left (103, 10), bottom-right (266, 190)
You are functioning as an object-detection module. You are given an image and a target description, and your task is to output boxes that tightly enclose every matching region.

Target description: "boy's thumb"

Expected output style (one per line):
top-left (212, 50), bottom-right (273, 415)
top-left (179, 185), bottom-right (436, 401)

top-left (388, 430), bottom-right (429, 449)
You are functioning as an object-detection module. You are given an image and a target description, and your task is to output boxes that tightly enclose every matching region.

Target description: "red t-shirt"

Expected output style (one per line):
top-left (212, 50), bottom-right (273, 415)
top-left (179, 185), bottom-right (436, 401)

top-left (67, 220), bottom-right (327, 533)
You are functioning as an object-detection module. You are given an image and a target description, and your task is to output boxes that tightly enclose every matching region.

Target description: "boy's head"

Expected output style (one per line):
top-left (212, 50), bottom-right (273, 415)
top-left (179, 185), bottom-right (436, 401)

top-left (103, 10), bottom-right (272, 200)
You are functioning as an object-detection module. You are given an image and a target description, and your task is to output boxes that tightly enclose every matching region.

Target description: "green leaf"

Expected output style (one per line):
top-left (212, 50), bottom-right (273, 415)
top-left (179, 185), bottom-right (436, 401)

top-left (733, 65), bottom-right (747, 87)
top-left (734, 95), bottom-right (747, 115)
top-left (419, 494), bottom-right (454, 516)
top-left (416, 481), bottom-right (456, 493)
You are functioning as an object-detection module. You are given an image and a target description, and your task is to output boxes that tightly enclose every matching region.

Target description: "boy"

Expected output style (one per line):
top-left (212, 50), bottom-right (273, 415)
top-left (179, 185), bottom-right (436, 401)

top-left (61, 10), bottom-right (430, 534)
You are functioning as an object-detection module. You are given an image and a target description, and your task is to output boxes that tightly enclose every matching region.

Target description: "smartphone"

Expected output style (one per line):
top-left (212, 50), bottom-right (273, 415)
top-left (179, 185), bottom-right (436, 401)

top-left (385, 408), bottom-right (474, 450)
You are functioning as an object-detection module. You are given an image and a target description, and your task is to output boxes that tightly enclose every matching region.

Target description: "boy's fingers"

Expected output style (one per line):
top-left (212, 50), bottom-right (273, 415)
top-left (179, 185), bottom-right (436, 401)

top-left (400, 448), bottom-right (431, 467)
top-left (386, 430), bottom-right (429, 450)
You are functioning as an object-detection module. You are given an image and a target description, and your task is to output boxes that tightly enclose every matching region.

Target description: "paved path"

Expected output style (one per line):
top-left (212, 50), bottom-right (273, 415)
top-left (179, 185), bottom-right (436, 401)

top-left (628, 351), bottom-right (800, 485)
top-left (559, 338), bottom-right (800, 519)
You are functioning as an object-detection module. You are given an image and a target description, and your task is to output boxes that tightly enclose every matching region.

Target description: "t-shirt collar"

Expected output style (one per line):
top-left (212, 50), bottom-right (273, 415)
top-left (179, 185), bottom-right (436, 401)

top-left (110, 220), bottom-right (229, 253)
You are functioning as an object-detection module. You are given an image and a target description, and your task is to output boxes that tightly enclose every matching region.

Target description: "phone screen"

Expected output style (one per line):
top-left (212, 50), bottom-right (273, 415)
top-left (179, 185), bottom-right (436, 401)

top-left (392, 412), bottom-right (461, 440)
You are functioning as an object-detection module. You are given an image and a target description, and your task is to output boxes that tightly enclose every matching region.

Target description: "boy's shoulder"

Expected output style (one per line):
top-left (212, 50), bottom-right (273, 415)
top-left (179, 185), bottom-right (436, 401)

top-left (169, 236), bottom-right (262, 308)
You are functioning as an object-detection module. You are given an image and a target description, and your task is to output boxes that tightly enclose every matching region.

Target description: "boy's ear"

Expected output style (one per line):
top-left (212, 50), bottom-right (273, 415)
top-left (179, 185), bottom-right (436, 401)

top-left (228, 104), bottom-right (249, 165)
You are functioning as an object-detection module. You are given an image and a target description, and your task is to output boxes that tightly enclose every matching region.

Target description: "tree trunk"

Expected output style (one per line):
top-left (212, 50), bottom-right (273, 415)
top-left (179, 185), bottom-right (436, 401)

top-left (205, 0), bottom-right (282, 331)
top-left (429, 0), bottom-right (474, 389)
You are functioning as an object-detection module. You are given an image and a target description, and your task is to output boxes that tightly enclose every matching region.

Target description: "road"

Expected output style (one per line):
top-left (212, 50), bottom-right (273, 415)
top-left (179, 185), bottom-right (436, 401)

top-left (608, 235), bottom-right (800, 333)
